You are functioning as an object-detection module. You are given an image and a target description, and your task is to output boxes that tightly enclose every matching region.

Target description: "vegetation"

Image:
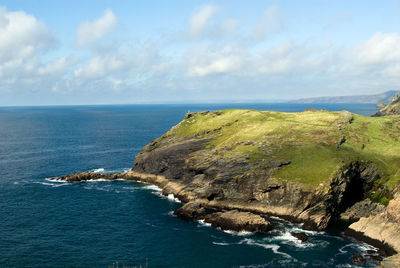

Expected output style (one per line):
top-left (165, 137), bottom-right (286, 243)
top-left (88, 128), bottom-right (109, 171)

top-left (167, 109), bottom-right (400, 195)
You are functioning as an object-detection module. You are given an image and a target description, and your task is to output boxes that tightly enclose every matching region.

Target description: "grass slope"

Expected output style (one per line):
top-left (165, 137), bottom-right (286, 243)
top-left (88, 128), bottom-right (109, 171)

top-left (167, 109), bottom-right (400, 201)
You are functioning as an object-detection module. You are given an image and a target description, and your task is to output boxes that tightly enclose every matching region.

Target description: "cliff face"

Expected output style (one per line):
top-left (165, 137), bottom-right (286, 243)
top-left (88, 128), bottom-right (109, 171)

top-left (373, 94), bottom-right (400, 117)
top-left (346, 196), bottom-right (400, 255)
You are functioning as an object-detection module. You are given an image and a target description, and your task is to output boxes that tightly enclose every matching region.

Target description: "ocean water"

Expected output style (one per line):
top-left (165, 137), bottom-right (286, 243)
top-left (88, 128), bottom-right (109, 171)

top-left (0, 103), bottom-right (381, 267)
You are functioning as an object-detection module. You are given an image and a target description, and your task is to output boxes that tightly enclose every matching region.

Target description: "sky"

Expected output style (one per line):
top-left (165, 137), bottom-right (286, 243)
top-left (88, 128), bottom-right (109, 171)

top-left (0, 0), bottom-right (400, 106)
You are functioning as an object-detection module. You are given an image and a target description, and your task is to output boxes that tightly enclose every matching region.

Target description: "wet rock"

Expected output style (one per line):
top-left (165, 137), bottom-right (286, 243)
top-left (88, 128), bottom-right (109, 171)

top-left (57, 172), bottom-right (114, 182)
top-left (366, 254), bottom-right (383, 262)
top-left (291, 232), bottom-right (308, 242)
top-left (173, 202), bottom-right (207, 221)
top-left (351, 254), bottom-right (366, 265)
top-left (204, 210), bottom-right (271, 233)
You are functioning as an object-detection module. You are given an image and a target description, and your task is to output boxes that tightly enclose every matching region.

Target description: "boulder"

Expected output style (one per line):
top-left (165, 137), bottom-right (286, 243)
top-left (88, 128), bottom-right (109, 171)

top-left (291, 232), bottom-right (308, 242)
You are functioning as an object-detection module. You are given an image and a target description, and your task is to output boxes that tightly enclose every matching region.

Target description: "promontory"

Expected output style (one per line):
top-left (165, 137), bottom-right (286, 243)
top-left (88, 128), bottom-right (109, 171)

top-left (58, 108), bottom-right (400, 256)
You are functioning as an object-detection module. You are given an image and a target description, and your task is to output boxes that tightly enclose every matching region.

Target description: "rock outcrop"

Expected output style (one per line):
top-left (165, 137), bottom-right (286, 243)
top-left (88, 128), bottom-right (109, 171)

top-left (346, 197), bottom-right (400, 255)
top-left (339, 199), bottom-right (385, 223)
top-left (203, 210), bottom-right (271, 233)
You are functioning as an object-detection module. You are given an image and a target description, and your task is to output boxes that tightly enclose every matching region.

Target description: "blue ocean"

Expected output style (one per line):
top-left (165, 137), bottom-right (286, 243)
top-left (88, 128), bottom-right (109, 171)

top-left (0, 103), bottom-right (381, 267)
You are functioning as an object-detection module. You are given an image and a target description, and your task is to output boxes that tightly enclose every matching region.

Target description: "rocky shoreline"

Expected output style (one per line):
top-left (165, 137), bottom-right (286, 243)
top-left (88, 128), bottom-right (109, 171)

top-left (57, 169), bottom-right (399, 259)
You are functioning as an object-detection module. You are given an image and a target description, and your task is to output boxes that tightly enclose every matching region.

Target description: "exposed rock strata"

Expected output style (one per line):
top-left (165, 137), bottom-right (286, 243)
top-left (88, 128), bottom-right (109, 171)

top-left (58, 159), bottom-right (383, 234)
top-left (339, 199), bottom-right (385, 223)
top-left (346, 197), bottom-right (400, 256)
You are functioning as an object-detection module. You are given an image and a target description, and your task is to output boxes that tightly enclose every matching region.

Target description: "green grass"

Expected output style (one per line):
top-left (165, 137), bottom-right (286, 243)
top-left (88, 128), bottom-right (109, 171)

top-left (167, 109), bottom-right (400, 192)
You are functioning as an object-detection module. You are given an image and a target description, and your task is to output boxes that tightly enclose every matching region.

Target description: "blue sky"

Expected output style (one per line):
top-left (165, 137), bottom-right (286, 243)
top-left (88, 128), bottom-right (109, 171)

top-left (1, 0), bottom-right (400, 105)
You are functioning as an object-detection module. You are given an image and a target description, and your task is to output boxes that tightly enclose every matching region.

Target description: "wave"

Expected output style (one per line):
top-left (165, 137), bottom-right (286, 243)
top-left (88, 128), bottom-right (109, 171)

top-left (90, 168), bottom-right (105, 173)
top-left (142, 184), bottom-right (162, 191)
top-left (34, 181), bottom-right (69, 188)
top-left (45, 177), bottom-right (65, 182)
top-left (241, 238), bottom-right (292, 259)
top-left (86, 178), bottom-right (110, 182)
top-left (212, 241), bottom-right (232, 246)
top-left (167, 193), bottom-right (181, 203)
top-left (197, 219), bottom-right (212, 227)
top-left (338, 242), bottom-right (377, 255)
top-left (223, 230), bottom-right (254, 236)
top-left (90, 167), bottom-right (130, 174)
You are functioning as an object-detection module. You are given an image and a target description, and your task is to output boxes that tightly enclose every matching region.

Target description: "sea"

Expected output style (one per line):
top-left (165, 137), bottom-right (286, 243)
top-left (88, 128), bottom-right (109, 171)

top-left (0, 103), bottom-right (381, 267)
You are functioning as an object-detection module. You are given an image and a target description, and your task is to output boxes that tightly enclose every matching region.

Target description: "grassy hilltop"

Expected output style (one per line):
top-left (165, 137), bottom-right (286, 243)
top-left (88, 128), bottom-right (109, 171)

top-left (166, 109), bottom-right (400, 203)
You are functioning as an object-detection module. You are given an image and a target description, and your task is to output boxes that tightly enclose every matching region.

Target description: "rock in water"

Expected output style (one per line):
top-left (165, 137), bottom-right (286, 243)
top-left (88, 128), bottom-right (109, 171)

top-left (352, 254), bottom-right (366, 265)
top-left (173, 202), bottom-right (208, 221)
top-left (203, 210), bottom-right (272, 233)
top-left (291, 232), bottom-right (308, 242)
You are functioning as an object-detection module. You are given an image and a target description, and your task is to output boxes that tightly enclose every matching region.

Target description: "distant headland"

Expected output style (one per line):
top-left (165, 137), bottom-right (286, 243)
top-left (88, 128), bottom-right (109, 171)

top-left (290, 90), bottom-right (400, 104)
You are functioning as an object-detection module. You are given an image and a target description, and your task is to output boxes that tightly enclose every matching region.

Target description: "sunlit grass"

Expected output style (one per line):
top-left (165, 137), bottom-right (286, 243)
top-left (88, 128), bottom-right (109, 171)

top-left (167, 109), bottom-right (400, 192)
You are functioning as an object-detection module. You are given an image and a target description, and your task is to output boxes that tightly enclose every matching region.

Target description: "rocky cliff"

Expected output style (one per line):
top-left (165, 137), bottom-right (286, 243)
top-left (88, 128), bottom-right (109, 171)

top-left (346, 196), bottom-right (400, 255)
top-left (59, 109), bottom-right (400, 253)
top-left (373, 94), bottom-right (400, 117)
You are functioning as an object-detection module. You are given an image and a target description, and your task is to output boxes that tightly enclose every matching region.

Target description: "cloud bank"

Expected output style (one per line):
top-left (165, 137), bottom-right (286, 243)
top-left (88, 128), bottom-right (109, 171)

top-left (1, 3), bottom-right (400, 105)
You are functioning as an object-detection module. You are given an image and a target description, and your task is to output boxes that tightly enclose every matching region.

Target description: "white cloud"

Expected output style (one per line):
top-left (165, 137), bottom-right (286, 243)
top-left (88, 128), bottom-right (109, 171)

top-left (353, 32), bottom-right (400, 64)
top-left (38, 57), bottom-right (68, 75)
top-left (189, 5), bottom-right (218, 37)
top-left (0, 7), bottom-right (54, 63)
top-left (76, 9), bottom-right (117, 47)
top-left (74, 54), bottom-right (127, 79)
top-left (186, 45), bottom-right (245, 77)
top-left (253, 6), bottom-right (281, 40)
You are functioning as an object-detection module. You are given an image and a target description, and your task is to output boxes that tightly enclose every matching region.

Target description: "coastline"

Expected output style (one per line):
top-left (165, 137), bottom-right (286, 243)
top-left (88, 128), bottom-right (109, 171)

top-left (56, 169), bottom-right (398, 259)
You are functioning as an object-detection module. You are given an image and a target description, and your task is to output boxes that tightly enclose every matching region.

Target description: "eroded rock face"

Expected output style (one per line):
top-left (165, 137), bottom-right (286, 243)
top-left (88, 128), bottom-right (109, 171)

top-left (346, 197), bottom-right (400, 255)
top-left (203, 210), bottom-right (272, 233)
top-left (339, 199), bottom-right (385, 223)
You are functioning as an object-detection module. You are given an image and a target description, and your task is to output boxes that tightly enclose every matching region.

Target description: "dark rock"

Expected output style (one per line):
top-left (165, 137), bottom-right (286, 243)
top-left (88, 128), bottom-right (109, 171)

top-left (339, 199), bottom-right (385, 223)
top-left (365, 254), bottom-right (383, 262)
top-left (203, 210), bottom-right (272, 233)
top-left (278, 160), bottom-right (291, 167)
top-left (351, 254), bottom-right (366, 265)
top-left (184, 111), bottom-right (209, 119)
top-left (173, 202), bottom-right (207, 221)
top-left (57, 172), bottom-right (115, 182)
top-left (291, 232), bottom-right (308, 242)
